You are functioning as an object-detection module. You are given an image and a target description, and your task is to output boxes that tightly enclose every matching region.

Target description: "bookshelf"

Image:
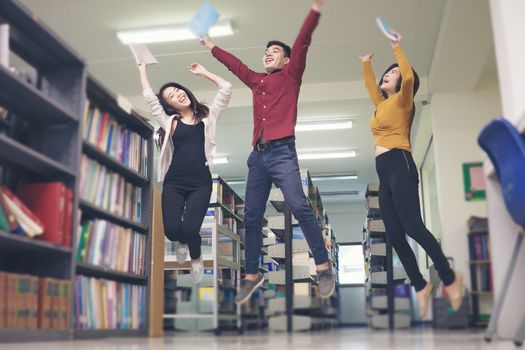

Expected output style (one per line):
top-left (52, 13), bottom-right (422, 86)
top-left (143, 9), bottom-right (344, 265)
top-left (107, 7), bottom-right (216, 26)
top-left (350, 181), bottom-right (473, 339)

top-left (363, 182), bottom-right (411, 330)
top-left (467, 223), bottom-right (493, 327)
top-left (163, 176), bottom-right (244, 334)
top-left (0, 0), bottom-right (84, 342)
top-left (74, 76), bottom-right (153, 339)
top-left (0, 2), bottom-right (154, 342)
top-left (265, 169), bottom-right (339, 332)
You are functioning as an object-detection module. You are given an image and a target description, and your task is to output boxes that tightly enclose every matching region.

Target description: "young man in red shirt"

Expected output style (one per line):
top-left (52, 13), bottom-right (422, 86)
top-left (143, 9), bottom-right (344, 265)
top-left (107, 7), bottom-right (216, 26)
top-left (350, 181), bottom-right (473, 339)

top-left (202, 0), bottom-right (335, 304)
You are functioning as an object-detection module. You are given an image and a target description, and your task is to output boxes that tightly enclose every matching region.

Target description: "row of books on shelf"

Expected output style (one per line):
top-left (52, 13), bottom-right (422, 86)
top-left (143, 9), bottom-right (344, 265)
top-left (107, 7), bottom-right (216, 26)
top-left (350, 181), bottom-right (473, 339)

top-left (205, 206), bottom-right (237, 228)
top-left (80, 155), bottom-right (143, 224)
top-left (82, 100), bottom-right (149, 176)
top-left (0, 272), bottom-right (71, 330)
top-left (469, 233), bottom-right (491, 261)
top-left (210, 178), bottom-right (236, 210)
top-left (74, 276), bottom-right (146, 330)
top-left (76, 219), bottom-right (146, 275)
top-left (472, 265), bottom-right (493, 292)
top-left (0, 183), bottom-right (73, 247)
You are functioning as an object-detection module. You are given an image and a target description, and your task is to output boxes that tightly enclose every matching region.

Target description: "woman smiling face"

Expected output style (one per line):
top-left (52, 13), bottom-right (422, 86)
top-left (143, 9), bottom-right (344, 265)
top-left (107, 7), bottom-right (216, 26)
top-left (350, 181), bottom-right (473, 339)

top-left (380, 66), bottom-right (401, 97)
top-left (161, 86), bottom-right (191, 112)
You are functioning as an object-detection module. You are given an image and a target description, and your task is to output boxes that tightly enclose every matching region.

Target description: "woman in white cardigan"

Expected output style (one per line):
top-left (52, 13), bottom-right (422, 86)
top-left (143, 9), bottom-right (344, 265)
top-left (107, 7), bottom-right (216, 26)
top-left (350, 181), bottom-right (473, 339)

top-left (138, 62), bottom-right (232, 282)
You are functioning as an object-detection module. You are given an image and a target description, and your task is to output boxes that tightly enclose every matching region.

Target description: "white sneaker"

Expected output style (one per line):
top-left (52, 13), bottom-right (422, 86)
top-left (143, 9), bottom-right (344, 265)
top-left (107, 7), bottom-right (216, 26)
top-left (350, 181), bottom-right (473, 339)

top-left (191, 258), bottom-right (204, 283)
top-left (175, 242), bottom-right (188, 264)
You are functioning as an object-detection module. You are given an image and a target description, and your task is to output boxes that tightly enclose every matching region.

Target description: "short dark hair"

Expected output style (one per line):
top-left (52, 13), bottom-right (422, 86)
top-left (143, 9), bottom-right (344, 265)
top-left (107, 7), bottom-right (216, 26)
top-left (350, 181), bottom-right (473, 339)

top-left (266, 40), bottom-right (291, 58)
top-left (378, 63), bottom-right (420, 98)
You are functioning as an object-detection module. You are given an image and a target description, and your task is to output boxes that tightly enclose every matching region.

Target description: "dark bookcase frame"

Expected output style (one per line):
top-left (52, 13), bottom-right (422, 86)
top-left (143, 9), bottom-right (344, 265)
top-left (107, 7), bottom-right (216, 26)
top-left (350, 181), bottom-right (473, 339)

top-left (0, 0), bottom-right (153, 342)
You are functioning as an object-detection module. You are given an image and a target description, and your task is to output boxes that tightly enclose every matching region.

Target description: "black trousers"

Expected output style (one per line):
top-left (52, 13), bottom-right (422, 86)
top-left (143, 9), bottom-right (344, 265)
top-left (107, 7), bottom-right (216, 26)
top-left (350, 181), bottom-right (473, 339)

top-left (162, 180), bottom-right (212, 260)
top-left (375, 149), bottom-right (455, 292)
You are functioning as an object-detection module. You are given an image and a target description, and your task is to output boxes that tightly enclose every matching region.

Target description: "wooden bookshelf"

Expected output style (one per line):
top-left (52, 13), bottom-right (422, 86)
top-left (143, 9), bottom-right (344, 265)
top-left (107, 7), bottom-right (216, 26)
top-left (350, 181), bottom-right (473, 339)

top-left (74, 76), bottom-right (153, 339)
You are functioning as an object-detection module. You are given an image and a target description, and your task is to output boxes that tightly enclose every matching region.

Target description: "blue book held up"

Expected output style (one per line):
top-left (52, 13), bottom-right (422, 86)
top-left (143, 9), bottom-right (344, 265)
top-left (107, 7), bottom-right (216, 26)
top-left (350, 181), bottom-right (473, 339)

top-left (188, 1), bottom-right (220, 39)
top-left (375, 17), bottom-right (398, 41)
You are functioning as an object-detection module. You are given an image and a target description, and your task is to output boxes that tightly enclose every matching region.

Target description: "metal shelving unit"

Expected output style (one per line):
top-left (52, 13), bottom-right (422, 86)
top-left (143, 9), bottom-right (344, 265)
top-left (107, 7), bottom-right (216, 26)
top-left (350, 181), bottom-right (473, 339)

top-left (363, 182), bottom-right (410, 330)
top-left (265, 170), bottom-right (339, 332)
top-left (163, 176), bottom-right (244, 335)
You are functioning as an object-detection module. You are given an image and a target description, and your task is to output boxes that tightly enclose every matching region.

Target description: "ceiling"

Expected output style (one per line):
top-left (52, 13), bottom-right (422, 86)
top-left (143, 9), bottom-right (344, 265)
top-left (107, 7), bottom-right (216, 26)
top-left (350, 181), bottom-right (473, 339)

top-left (18, 0), bottom-right (448, 204)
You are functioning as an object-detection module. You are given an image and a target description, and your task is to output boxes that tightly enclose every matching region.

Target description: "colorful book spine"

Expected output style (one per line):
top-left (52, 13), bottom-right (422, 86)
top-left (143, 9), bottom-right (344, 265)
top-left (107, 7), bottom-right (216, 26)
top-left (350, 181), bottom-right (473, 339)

top-left (82, 102), bottom-right (149, 176)
top-left (79, 155), bottom-right (143, 224)
top-left (74, 276), bottom-right (146, 330)
top-left (76, 219), bottom-right (145, 275)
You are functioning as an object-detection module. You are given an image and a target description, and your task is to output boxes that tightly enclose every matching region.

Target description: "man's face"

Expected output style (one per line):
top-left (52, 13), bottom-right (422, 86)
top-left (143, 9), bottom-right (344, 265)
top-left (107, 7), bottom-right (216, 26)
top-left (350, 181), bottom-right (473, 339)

top-left (262, 45), bottom-right (290, 73)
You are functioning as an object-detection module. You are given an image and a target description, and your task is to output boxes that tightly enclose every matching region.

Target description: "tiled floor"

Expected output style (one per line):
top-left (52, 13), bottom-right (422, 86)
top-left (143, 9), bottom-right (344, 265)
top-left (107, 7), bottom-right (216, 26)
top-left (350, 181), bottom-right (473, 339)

top-left (0, 328), bottom-right (519, 349)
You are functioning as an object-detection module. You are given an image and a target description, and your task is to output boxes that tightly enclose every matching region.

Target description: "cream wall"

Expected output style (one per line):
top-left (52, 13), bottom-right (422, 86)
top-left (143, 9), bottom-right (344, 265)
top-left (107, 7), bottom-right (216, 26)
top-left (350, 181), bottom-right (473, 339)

top-left (430, 84), bottom-right (501, 289)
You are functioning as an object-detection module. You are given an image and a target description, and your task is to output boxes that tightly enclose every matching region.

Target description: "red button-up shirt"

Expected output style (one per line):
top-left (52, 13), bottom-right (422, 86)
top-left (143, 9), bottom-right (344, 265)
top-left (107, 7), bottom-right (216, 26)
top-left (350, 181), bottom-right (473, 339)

top-left (212, 9), bottom-right (320, 146)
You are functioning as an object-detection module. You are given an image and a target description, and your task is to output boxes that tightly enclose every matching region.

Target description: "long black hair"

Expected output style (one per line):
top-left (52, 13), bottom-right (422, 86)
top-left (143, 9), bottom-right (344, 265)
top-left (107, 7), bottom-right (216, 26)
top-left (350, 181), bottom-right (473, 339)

top-left (155, 82), bottom-right (209, 149)
top-left (378, 63), bottom-right (420, 126)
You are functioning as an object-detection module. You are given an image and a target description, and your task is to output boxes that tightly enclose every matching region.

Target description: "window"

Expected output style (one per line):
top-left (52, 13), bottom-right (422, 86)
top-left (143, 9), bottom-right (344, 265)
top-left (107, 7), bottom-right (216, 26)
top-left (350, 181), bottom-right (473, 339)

top-left (338, 244), bottom-right (365, 285)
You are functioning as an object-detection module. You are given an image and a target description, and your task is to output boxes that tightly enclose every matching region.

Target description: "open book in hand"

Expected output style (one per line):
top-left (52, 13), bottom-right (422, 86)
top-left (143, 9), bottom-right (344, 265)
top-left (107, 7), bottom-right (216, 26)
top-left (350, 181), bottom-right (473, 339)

top-left (375, 17), bottom-right (398, 42)
top-left (188, 1), bottom-right (220, 39)
top-left (129, 43), bottom-right (158, 65)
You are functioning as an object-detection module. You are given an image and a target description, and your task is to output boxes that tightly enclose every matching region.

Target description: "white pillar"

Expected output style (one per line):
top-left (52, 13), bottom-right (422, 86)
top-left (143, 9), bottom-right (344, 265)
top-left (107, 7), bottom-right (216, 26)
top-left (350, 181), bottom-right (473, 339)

top-left (485, 0), bottom-right (525, 339)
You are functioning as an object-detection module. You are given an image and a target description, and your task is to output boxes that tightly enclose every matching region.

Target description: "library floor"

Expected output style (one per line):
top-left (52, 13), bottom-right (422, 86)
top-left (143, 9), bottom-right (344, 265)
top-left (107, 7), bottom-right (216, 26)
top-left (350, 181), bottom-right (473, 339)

top-left (0, 328), bottom-right (517, 349)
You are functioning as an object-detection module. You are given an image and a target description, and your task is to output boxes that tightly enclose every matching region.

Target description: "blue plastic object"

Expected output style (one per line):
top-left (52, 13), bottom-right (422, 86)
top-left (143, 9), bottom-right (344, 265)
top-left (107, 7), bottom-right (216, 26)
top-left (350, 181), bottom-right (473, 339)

top-left (478, 117), bottom-right (525, 227)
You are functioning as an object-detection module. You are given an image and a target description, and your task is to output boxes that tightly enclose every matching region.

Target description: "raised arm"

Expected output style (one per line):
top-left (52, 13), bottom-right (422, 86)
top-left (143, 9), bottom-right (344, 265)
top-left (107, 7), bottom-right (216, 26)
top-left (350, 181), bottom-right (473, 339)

top-left (360, 53), bottom-right (384, 107)
top-left (137, 63), bottom-right (170, 130)
top-left (287, 0), bottom-right (326, 79)
top-left (188, 62), bottom-right (227, 88)
top-left (188, 63), bottom-right (232, 121)
top-left (201, 35), bottom-right (258, 88)
top-left (389, 31), bottom-right (414, 109)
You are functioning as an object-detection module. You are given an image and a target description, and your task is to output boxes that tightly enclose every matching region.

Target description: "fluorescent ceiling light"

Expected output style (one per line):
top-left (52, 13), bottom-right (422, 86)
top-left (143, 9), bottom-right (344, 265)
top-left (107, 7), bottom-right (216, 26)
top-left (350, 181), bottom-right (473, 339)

top-left (213, 156), bottom-right (229, 165)
top-left (296, 120), bottom-right (353, 132)
top-left (117, 20), bottom-right (233, 44)
top-left (298, 150), bottom-right (356, 160)
top-left (311, 175), bottom-right (358, 181)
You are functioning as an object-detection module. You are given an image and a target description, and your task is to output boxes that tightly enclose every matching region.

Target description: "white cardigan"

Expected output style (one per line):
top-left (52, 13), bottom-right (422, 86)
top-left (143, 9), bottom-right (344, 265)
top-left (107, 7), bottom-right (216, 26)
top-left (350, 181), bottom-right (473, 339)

top-left (143, 81), bottom-right (232, 182)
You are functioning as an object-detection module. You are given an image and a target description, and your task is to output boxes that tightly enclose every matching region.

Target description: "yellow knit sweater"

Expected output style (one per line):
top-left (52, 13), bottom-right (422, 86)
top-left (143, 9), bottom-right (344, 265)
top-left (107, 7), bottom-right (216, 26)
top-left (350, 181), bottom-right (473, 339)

top-left (363, 45), bottom-right (415, 151)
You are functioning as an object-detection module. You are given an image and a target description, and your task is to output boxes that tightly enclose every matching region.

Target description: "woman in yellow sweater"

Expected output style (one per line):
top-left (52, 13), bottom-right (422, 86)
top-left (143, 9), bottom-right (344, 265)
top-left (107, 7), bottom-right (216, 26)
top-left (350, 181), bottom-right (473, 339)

top-left (360, 30), bottom-right (463, 318)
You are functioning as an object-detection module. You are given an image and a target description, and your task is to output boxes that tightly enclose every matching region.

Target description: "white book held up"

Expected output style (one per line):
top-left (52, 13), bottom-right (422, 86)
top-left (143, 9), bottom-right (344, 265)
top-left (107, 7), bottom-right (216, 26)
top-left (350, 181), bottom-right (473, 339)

top-left (129, 43), bottom-right (158, 65)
